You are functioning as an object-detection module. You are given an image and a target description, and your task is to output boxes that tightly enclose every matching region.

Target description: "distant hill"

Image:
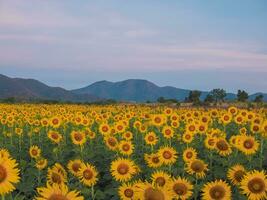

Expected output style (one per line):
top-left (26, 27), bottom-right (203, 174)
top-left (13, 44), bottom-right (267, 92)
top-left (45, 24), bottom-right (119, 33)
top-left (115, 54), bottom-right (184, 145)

top-left (0, 74), bottom-right (99, 102)
top-left (72, 79), bottom-right (245, 102)
top-left (1, 74), bottom-right (266, 103)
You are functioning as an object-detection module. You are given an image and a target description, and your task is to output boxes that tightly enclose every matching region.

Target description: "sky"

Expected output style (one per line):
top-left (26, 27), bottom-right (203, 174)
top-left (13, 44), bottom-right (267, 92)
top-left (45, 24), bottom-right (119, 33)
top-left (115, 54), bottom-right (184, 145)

top-left (0, 0), bottom-right (267, 93)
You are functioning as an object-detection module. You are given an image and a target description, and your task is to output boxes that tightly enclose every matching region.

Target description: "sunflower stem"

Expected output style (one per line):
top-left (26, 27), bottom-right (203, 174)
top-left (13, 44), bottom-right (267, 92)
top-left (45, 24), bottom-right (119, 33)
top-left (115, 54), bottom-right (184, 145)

top-left (1, 195), bottom-right (5, 200)
top-left (91, 186), bottom-right (95, 200)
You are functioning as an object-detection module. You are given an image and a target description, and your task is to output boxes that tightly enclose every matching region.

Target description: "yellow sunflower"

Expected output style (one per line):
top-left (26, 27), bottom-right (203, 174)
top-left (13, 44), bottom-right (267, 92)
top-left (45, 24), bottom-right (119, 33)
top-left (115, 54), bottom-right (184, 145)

top-left (35, 158), bottom-right (48, 171)
top-left (240, 170), bottom-right (267, 200)
top-left (35, 184), bottom-right (84, 200)
top-left (29, 145), bottom-right (41, 159)
top-left (71, 131), bottom-right (86, 146)
top-left (182, 147), bottom-right (197, 163)
top-left (151, 170), bottom-right (171, 187)
top-left (110, 158), bottom-right (138, 182)
top-left (162, 126), bottom-right (174, 139)
top-left (67, 159), bottom-right (83, 177)
top-left (0, 156), bottom-right (20, 196)
top-left (78, 163), bottom-right (98, 187)
top-left (47, 131), bottom-right (63, 144)
top-left (238, 135), bottom-right (259, 155)
top-left (158, 146), bottom-right (178, 165)
top-left (186, 159), bottom-right (208, 179)
top-left (227, 164), bottom-right (247, 186)
top-left (104, 136), bottom-right (118, 151)
top-left (134, 181), bottom-right (172, 200)
top-left (215, 138), bottom-right (232, 156)
top-left (118, 140), bottom-right (134, 156)
top-left (118, 182), bottom-right (135, 200)
top-left (202, 180), bottom-right (232, 200)
top-left (144, 132), bottom-right (158, 146)
top-left (168, 177), bottom-right (193, 200)
top-left (144, 153), bottom-right (163, 168)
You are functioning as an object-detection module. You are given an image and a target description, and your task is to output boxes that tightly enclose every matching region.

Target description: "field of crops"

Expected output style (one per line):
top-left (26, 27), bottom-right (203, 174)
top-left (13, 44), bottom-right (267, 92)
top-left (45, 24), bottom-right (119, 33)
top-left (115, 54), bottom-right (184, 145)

top-left (0, 104), bottom-right (266, 200)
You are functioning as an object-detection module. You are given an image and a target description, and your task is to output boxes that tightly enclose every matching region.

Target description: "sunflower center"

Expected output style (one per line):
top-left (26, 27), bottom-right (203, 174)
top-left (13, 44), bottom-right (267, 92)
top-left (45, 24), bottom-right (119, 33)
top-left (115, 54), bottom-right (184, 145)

top-left (244, 140), bottom-right (253, 149)
top-left (234, 170), bottom-right (245, 182)
top-left (154, 117), bottom-right (161, 124)
top-left (186, 152), bottom-right (193, 159)
top-left (117, 164), bottom-right (129, 175)
top-left (163, 151), bottom-right (172, 159)
top-left (124, 189), bottom-right (134, 198)
top-left (155, 177), bottom-right (166, 186)
top-left (189, 125), bottom-right (195, 132)
top-left (31, 149), bottom-right (38, 156)
top-left (199, 126), bottom-right (205, 131)
top-left (216, 140), bottom-right (229, 151)
top-left (51, 133), bottom-right (59, 140)
top-left (0, 165), bottom-right (7, 183)
top-left (52, 119), bottom-right (59, 125)
top-left (83, 169), bottom-right (93, 180)
top-left (108, 138), bottom-right (117, 146)
top-left (209, 185), bottom-right (226, 199)
top-left (48, 194), bottom-right (68, 200)
top-left (185, 134), bottom-right (191, 140)
top-left (148, 136), bottom-right (154, 142)
top-left (248, 178), bottom-right (265, 193)
top-left (102, 126), bottom-right (108, 132)
top-left (72, 163), bottom-right (81, 172)
top-left (191, 161), bottom-right (204, 173)
top-left (74, 133), bottom-right (83, 141)
top-left (144, 187), bottom-right (165, 200)
top-left (122, 144), bottom-right (130, 151)
top-left (152, 157), bottom-right (160, 164)
top-left (165, 130), bottom-right (171, 135)
top-left (173, 183), bottom-right (187, 195)
top-left (253, 126), bottom-right (259, 132)
top-left (51, 172), bottom-right (62, 184)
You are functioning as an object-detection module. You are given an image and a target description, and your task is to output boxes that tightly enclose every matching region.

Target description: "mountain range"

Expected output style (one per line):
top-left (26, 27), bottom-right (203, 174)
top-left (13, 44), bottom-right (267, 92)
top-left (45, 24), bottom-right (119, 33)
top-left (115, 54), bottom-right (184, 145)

top-left (0, 74), bottom-right (266, 102)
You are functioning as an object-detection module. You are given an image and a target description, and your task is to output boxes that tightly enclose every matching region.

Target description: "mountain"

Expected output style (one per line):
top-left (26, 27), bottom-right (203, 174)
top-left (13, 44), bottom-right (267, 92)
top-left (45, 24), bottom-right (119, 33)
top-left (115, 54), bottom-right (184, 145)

top-left (72, 79), bottom-right (248, 102)
top-left (0, 74), bottom-right (99, 102)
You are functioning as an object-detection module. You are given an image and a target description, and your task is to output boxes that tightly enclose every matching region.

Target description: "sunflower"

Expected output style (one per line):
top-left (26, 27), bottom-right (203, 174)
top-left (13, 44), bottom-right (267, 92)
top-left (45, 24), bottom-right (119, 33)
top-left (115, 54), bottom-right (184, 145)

top-left (67, 159), bottom-right (83, 177)
top-left (215, 138), bottom-right (232, 156)
top-left (50, 116), bottom-right (61, 128)
top-left (144, 132), bottom-right (158, 146)
top-left (134, 181), bottom-right (172, 200)
top-left (47, 164), bottom-right (67, 186)
top-left (118, 182), bottom-right (135, 200)
top-left (251, 123), bottom-right (260, 134)
top-left (29, 145), bottom-right (41, 159)
top-left (78, 163), bottom-right (98, 187)
top-left (119, 140), bottom-right (134, 156)
top-left (144, 153), bottom-right (163, 168)
top-left (123, 131), bottom-right (133, 141)
top-left (0, 149), bottom-right (10, 160)
top-left (240, 170), bottom-right (267, 200)
top-left (151, 171), bottom-right (171, 187)
top-left (182, 132), bottom-right (194, 144)
top-left (110, 158), bottom-right (138, 182)
top-left (35, 158), bottom-right (48, 170)
top-left (204, 136), bottom-right (216, 150)
top-left (182, 147), bottom-right (197, 163)
top-left (151, 114), bottom-right (166, 127)
top-left (71, 131), bottom-right (86, 146)
top-left (47, 131), bottom-right (63, 144)
top-left (238, 135), bottom-right (259, 155)
top-left (202, 180), bottom-right (231, 200)
top-left (186, 159), bottom-right (208, 179)
top-left (168, 177), bottom-right (193, 200)
top-left (0, 156), bottom-right (20, 196)
top-left (115, 122), bottom-right (126, 133)
top-left (105, 136), bottom-right (118, 151)
top-left (162, 126), bottom-right (174, 139)
top-left (99, 123), bottom-right (111, 135)
top-left (221, 113), bottom-right (232, 124)
top-left (35, 184), bottom-right (84, 200)
top-left (158, 146), bottom-right (178, 165)
top-left (227, 164), bottom-right (247, 186)
top-left (228, 106), bottom-right (238, 115)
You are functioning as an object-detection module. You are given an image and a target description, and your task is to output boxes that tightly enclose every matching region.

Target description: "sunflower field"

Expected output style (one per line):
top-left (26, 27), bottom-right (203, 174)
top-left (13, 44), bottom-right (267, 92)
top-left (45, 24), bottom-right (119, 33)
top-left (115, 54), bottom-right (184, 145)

top-left (0, 104), bottom-right (267, 200)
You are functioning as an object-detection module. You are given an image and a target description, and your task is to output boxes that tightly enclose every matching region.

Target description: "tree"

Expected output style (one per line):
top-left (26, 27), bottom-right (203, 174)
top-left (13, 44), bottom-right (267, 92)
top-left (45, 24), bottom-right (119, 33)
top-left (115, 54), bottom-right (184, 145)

top-left (210, 88), bottom-right (226, 103)
top-left (237, 90), bottom-right (248, 102)
top-left (254, 94), bottom-right (264, 103)
top-left (204, 94), bottom-right (214, 103)
top-left (157, 97), bottom-right (165, 103)
top-left (187, 90), bottom-right (201, 105)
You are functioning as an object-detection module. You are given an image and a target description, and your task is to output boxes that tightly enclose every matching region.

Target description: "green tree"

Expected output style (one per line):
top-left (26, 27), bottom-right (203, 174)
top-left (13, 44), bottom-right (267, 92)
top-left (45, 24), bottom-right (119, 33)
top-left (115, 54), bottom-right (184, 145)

top-left (210, 88), bottom-right (226, 103)
top-left (187, 90), bottom-right (201, 105)
top-left (237, 90), bottom-right (249, 102)
top-left (254, 94), bottom-right (264, 103)
top-left (204, 94), bottom-right (214, 103)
